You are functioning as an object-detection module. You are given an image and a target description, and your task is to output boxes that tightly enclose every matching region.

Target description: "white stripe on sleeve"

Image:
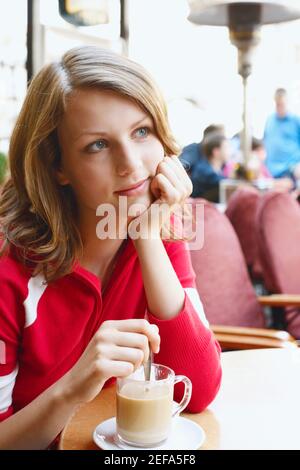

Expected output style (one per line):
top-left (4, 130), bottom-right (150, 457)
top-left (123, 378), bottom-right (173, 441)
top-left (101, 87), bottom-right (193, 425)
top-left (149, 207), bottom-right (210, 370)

top-left (184, 287), bottom-right (210, 328)
top-left (0, 366), bottom-right (18, 414)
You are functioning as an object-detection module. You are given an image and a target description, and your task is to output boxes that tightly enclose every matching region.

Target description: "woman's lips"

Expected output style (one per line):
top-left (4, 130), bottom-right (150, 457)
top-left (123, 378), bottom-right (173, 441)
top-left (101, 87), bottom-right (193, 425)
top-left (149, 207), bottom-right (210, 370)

top-left (115, 178), bottom-right (149, 197)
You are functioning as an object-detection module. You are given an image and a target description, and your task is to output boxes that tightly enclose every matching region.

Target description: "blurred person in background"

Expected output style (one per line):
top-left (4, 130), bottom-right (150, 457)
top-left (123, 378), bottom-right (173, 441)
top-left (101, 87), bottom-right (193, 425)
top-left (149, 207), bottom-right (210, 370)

top-left (223, 137), bottom-right (293, 192)
top-left (191, 133), bottom-right (231, 202)
top-left (264, 88), bottom-right (300, 182)
top-left (223, 136), bottom-right (269, 179)
top-left (179, 124), bottom-right (225, 177)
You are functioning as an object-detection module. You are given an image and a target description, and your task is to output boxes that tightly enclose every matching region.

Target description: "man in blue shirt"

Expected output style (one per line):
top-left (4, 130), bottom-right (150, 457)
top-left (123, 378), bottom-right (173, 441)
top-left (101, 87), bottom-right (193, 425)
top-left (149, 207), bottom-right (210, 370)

top-left (264, 88), bottom-right (300, 179)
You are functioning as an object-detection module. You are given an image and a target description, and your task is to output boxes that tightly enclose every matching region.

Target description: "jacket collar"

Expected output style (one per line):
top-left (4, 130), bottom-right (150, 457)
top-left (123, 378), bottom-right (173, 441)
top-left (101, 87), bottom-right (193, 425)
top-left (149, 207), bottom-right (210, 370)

top-left (71, 238), bottom-right (135, 293)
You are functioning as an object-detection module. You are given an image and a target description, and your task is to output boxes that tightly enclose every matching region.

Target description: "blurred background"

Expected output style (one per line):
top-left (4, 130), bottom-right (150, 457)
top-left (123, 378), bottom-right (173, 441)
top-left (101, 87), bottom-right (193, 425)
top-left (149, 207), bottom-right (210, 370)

top-left (1, 0), bottom-right (300, 153)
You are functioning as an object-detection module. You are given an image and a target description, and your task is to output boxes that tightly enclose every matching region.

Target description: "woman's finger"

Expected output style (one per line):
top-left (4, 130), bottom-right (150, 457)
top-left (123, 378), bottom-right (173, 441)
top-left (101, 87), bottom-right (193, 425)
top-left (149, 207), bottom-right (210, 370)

top-left (166, 156), bottom-right (193, 194)
top-left (112, 331), bottom-right (150, 358)
top-left (98, 358), bottom-right (135, 379)
top-left (108, 345), bottom-right (146, 369)
top-left (113, 331), bottom-right (150, 349)
top-left (102, 319), bottom-right (160, 354)
top-left (157, 160), bottom-right (187, 196)
top-left (154, 173), bottom-right (182, 204)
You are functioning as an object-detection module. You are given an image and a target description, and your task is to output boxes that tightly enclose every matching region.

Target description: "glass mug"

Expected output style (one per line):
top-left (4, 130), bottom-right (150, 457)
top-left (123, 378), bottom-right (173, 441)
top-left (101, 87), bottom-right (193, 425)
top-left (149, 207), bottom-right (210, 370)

top-left (116, 364), bottom-right (192, 448)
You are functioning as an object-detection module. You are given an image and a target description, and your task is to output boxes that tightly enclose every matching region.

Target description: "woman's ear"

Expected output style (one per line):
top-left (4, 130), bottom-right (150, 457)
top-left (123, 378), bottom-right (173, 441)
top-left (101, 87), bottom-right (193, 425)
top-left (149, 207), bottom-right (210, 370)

top-left (56, 167), bottom-right (70, 186)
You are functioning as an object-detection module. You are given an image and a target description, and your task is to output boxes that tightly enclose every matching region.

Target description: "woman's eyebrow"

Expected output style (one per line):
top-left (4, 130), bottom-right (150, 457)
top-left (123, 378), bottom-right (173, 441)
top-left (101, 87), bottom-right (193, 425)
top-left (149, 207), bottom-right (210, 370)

top-left (74, 115), bottom-right (151, 142)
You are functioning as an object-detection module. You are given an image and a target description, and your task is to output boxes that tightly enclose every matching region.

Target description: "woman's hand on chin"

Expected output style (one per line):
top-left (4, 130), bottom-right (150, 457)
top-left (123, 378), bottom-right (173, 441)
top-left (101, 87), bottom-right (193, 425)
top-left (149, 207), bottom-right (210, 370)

top-left (128, 156), bottom-right (192, 240)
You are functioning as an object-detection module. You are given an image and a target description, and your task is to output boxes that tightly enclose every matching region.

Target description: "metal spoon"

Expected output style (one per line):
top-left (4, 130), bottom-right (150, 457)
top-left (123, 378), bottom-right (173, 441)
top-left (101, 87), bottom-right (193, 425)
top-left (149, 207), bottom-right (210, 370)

top-left (143, 346), bottom-right (153, 382)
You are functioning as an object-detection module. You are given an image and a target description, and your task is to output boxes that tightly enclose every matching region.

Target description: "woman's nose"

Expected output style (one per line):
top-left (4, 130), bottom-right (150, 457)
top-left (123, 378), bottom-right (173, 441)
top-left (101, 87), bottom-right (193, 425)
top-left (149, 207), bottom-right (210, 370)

top-left (115, 143), bottom-right (143, 176)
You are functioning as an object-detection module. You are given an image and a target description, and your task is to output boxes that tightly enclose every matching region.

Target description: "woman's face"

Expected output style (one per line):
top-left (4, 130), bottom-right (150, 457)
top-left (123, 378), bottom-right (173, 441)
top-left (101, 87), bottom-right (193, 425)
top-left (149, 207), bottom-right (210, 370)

top-left (57, 88), bottom-right (164, 217)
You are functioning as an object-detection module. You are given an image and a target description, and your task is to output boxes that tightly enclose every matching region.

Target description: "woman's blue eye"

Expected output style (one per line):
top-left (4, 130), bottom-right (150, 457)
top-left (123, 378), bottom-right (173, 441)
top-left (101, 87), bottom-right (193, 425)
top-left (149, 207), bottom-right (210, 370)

top-left (135, 127), bottom-right (149, 138)
top-left (88, 140), bottom-right (107, 152)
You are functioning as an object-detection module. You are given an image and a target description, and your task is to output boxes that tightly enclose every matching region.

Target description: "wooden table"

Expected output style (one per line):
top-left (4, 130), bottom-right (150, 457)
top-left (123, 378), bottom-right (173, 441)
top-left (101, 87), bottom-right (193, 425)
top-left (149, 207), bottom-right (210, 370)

top-left (59, 348), bottom-right (300, 450)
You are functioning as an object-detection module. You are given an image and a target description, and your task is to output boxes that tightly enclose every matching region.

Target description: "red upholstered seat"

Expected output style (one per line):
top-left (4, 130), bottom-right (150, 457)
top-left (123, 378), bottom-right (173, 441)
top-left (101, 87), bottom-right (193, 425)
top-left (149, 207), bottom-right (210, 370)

top-left (225, 187), bottom-right (263, 280)
top-left (257, 192), bottom-right (300, 337)
top-left (189, 198), bottom-right (265, 328)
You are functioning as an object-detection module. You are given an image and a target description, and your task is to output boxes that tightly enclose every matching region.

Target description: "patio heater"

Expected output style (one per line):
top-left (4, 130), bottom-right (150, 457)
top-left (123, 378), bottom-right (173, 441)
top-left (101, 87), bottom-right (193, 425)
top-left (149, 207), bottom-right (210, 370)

top-left (187, 0), bottom-right (300, 175)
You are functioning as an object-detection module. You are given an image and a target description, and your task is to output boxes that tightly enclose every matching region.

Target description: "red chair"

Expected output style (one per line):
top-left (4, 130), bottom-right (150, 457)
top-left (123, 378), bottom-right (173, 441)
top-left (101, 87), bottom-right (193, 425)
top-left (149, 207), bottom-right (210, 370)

top-left (188, 198), bottom-right (297, 349)
top-left (225, 187), bottom-right (263, 281)
top-left (257, 192), bottom-right (300, 338)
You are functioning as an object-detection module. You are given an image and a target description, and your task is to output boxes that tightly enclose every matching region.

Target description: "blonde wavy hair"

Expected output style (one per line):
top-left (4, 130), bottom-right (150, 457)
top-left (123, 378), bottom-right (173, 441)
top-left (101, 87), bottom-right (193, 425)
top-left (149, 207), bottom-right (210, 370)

top-left (0, 46), bottom-right (184, 282)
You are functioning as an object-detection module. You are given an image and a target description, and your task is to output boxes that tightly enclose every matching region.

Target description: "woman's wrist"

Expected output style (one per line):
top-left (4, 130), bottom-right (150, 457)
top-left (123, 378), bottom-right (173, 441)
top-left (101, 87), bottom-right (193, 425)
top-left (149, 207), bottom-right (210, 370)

top-left (128, 218), bottom-right (161, 241)
top-left (50, 374), bottom-right (80, 408)
top-left (56, 369), bottom-right (107, 408)
top-left (128, 202), bottom-right (173, 242)
top-left (132, 234), bottom-right (163, 251)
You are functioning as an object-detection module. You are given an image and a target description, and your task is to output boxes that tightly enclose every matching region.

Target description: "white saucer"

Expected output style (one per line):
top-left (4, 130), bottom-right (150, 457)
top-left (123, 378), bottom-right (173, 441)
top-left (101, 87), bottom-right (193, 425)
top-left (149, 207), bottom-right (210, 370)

top-left (93, 417), bottom-right (205, 450)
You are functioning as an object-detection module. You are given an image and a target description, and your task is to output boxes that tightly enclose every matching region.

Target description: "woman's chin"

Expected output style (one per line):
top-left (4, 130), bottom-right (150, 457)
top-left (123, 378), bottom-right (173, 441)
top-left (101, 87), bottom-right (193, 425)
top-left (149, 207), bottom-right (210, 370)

top-left (128, 192), bottom-right (153, 211)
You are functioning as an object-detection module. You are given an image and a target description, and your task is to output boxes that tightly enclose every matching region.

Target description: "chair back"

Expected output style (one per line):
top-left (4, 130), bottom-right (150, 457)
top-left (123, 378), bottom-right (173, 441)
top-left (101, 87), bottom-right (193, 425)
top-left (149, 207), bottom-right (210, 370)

top-left (225, 187), bottom-right (262, 280)
top-left (189, 199), bottom-right (265, 327)
top-left (257, 192), bottom-right (300, 336)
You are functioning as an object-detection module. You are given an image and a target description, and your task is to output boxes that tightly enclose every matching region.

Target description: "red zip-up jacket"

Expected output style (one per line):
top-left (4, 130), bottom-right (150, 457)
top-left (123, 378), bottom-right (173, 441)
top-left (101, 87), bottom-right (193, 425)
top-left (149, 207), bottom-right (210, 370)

top-left (0, 239), bottom-right (221, 424)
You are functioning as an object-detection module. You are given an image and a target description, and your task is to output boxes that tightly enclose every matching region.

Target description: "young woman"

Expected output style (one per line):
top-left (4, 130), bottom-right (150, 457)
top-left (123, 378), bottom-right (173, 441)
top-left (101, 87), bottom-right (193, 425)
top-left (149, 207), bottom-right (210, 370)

top-left (0, 46), bottom-right (221, 449)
